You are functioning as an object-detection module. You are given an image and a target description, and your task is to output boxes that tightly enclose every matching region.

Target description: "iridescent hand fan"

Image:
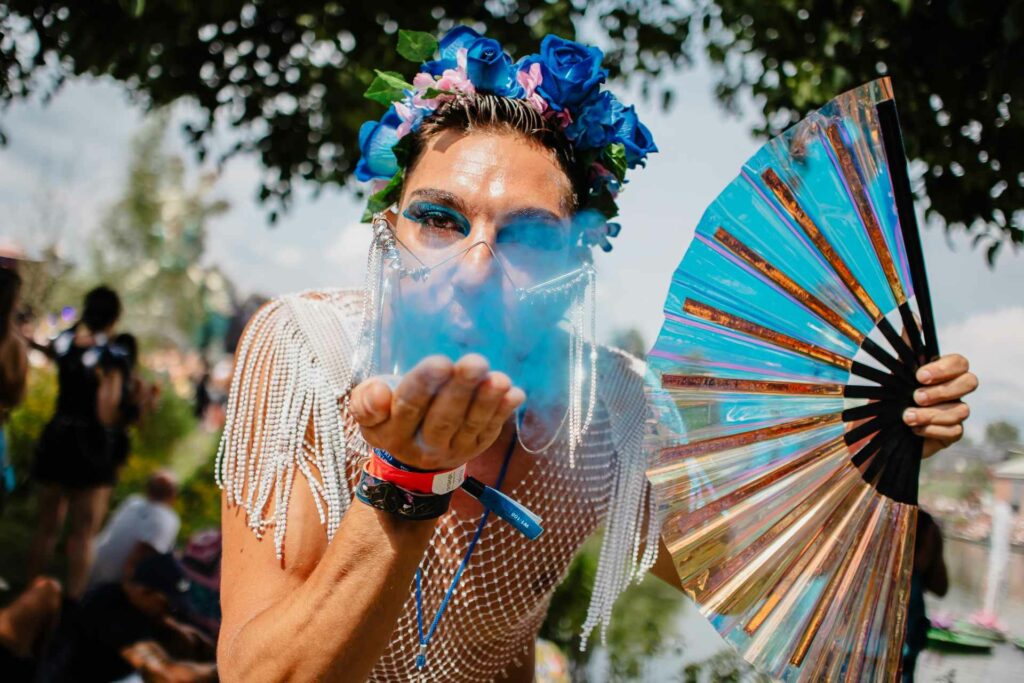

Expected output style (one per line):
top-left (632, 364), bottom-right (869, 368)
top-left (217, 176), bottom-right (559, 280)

top-left (645, 79), bottom-right (938, 681)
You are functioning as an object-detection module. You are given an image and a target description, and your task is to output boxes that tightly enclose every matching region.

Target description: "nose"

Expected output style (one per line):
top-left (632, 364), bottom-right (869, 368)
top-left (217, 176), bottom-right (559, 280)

top-left (451, 238), bottom-right (503, 294)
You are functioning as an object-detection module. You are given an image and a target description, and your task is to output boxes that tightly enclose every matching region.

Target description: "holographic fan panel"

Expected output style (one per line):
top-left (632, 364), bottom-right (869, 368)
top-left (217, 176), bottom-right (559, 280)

top-left (646, 79), bottom-right (938, 681)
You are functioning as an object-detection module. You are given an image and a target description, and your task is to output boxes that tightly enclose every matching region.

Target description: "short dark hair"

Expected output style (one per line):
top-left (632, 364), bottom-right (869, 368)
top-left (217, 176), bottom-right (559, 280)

top-left (81, 286), bottom-right (121, 332)
top-left (403, 94), bottom-right (588, 213)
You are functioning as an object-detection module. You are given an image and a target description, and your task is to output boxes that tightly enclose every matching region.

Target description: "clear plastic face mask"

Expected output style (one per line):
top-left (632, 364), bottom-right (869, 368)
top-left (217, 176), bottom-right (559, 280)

top-left (364, 209), bottom-right (597, 453)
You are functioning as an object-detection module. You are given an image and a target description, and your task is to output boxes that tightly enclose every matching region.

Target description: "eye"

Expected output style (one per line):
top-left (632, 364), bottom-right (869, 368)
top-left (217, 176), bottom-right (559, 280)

top-left (402, 202), bottom-right (470, 237)
top-left (499, 220), bottom-right (568, 251)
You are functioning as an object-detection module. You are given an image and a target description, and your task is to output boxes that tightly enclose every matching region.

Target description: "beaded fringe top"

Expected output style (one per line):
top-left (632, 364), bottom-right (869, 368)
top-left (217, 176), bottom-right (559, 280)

top-left (215, 288), bottom-right (660, 679)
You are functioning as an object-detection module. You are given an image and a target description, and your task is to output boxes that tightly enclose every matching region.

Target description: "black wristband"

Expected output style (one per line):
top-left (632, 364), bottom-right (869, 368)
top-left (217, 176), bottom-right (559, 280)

top-left (355, 469), bottom-right (452, 521)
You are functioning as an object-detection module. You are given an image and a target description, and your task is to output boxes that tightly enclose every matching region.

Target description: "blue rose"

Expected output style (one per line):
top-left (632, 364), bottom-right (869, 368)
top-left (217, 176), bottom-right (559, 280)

top-left (466, 37), bottom-right (523, 97)
top-left (526, 35), bottom-right (607, 110)
top-left (565, 91), bottom-right (618, 150)
top-left (614, 105), bottom-right (658, 168)
top-left (422, 25), bottom-right (481, 76)
top-left (354, 106), bottom-right (401, 181)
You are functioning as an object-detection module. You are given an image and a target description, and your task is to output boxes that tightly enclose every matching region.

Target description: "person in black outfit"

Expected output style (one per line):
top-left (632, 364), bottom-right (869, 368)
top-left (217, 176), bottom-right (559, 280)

top-left (98, 333), bottom-right (147, 474)
top-left (902, 510), bottom-right (949, 682)
top-left (25, 286), bottom-right (126, 598)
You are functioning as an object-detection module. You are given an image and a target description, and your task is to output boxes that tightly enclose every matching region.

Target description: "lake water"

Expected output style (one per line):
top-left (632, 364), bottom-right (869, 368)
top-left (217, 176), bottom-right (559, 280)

top-left (590, 536), bottom-right (1024, 681)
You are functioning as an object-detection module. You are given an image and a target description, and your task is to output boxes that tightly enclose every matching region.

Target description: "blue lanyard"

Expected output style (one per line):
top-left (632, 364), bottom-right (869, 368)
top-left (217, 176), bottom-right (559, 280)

top-left (413, 435), bottom-right (518, 670)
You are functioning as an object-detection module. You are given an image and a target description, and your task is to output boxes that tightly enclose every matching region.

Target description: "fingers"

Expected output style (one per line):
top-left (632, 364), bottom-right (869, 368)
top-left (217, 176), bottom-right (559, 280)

top-left (419, 354), bottom-right (490, 450)
top-left (389, 356), bottom-right (454, 442)
top-left (903, 401), bottom-right (970, 428)
top-left (476, 386), bottom-right (526, 449)
top-left (913, 423), bottom-right (964, 445)
top-left (449, 371), bottom-right (512, 454)
top-left (913, 371), bottom-right (979, 406)
top-left (349, 379), bottom-right (393, 428)
top-left (916, 353), bottom-right (970, 385)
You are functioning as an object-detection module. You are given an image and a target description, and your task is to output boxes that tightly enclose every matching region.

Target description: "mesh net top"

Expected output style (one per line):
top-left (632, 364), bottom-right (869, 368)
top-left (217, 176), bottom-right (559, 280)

top-left (216, 288), bottom-right (657, 681)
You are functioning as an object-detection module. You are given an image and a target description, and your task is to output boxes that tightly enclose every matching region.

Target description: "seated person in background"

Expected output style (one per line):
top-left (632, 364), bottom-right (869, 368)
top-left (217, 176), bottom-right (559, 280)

top-left (121, 639), bottom-right (218, 683)
top-left (89, 470), bottom-right (180, 589)
top-left (0, 576), bottom-right (63, 682)
top-left (42, 552), bottom-right (215, 682)
top-left (179, 529), bottom-right (222, 639)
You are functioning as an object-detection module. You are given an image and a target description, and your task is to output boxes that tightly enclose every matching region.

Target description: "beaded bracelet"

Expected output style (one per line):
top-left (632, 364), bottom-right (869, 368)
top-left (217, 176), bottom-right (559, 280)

top-left (355, 468), bottom-right (452, 521)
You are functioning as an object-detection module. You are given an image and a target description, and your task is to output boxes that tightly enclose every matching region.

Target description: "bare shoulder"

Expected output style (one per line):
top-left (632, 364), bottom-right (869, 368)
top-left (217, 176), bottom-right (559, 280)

top-left (217, 286), bottom-right (367, 557)
top-left (218, 287), bottom-right (368, 653)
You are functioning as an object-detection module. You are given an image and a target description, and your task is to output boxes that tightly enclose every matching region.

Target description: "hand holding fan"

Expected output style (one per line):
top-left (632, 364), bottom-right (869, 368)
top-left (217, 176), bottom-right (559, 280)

top-left (646, 79), bottom-right (937, 681)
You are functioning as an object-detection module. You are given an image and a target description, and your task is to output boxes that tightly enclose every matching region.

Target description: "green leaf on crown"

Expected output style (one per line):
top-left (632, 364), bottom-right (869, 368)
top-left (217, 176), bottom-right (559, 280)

top-left (602, 142), bottom-right (628, 183)
top-left (361, 169), bottom-right (405, 222)
top-left (364, 70), bottom-right (414, 106)
top-left (397, 30), bottom-right (439, 63)
top-left (391, 134), bottom-right (415, 168)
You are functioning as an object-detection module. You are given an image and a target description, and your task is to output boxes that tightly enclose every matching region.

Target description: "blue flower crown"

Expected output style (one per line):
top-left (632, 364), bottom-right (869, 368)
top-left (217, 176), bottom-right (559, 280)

top-left (356, 26), bottom-right (658, 251)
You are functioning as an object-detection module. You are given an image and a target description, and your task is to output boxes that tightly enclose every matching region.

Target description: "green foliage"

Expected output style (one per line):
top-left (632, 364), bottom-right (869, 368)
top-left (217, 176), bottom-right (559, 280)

top-left (0, 1), bottom-right (689, 214)
top-left (364, 69), bottom-right (415, 106)
top-left (4, 1), bottom-right (1016, 260)
top-left (89, 115), bottom-right (231, 351)
top-left (176, 442), bottom-right (222, 542)
top-left (110, 376), bottom-right (199, 507)
top-left (985, 419), bottom-right (1021, 447)
top-left (603, 143), bottom-right (628, 183)
top-left (397, 30), bottom-right (439, 63)
top-left (361, 169), bottom-right (404, 221)
top-left (695, 0), bottom-right (1023, 262)
top-left (540, 535), bottom-right (683, 679)
top-left (609, 328), bottom-right (647, 358)
top-left (5, 366), bottom-right (56, 474)
top-left (683, 648), bottom-right (772, 683)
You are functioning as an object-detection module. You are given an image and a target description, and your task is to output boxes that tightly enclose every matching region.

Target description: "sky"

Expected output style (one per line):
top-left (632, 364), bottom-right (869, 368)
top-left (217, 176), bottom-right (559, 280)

top-left (1, 59), bottom-right (1021, 440)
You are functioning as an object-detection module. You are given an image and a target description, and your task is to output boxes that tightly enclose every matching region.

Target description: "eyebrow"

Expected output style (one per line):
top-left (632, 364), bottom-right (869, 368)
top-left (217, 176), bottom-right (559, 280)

top-left (407, 188), bottom-right (563, 225)
top-left (408, 188), bottom-right (469, 214)
top-left (501, 207), bottom-right (563, 225)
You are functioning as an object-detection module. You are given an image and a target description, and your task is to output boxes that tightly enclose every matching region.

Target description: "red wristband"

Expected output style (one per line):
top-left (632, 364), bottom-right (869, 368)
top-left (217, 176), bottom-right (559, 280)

top-left (367, 454), bottom-right (467, 495)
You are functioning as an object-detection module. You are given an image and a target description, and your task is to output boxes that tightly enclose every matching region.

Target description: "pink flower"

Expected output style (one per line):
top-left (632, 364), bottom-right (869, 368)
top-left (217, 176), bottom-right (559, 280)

top-left (394, 100), bottom-right (418, 138)
top-left (411, 72), bottom-right (442, 110)
top-left (435, 48), bottom-right (476, 96)
top-left (413, 72), bottom-right (436, 89)
top-left (517, 62), bottom-right (547, 113)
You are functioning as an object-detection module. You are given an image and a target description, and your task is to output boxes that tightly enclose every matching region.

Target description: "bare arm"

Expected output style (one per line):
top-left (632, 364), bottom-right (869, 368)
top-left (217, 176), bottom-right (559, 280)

top-left (95, 366), bottom-right (125, 427)
top-left (218, 485), bottom-right (436, 682)
top-left (218, 348), bottom-right (524, 682)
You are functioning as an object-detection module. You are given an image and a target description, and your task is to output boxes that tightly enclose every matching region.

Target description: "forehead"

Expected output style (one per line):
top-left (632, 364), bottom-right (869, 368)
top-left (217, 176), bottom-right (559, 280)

top-left (403, 130), bottom-right (571, 217)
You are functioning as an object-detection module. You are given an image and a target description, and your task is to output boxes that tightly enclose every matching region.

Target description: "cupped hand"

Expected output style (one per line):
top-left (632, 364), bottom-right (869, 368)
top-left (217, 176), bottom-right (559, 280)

top-left (902, 353), bottom-right (978, 459)
top-left (349, 353), bottom-right (525, 471)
